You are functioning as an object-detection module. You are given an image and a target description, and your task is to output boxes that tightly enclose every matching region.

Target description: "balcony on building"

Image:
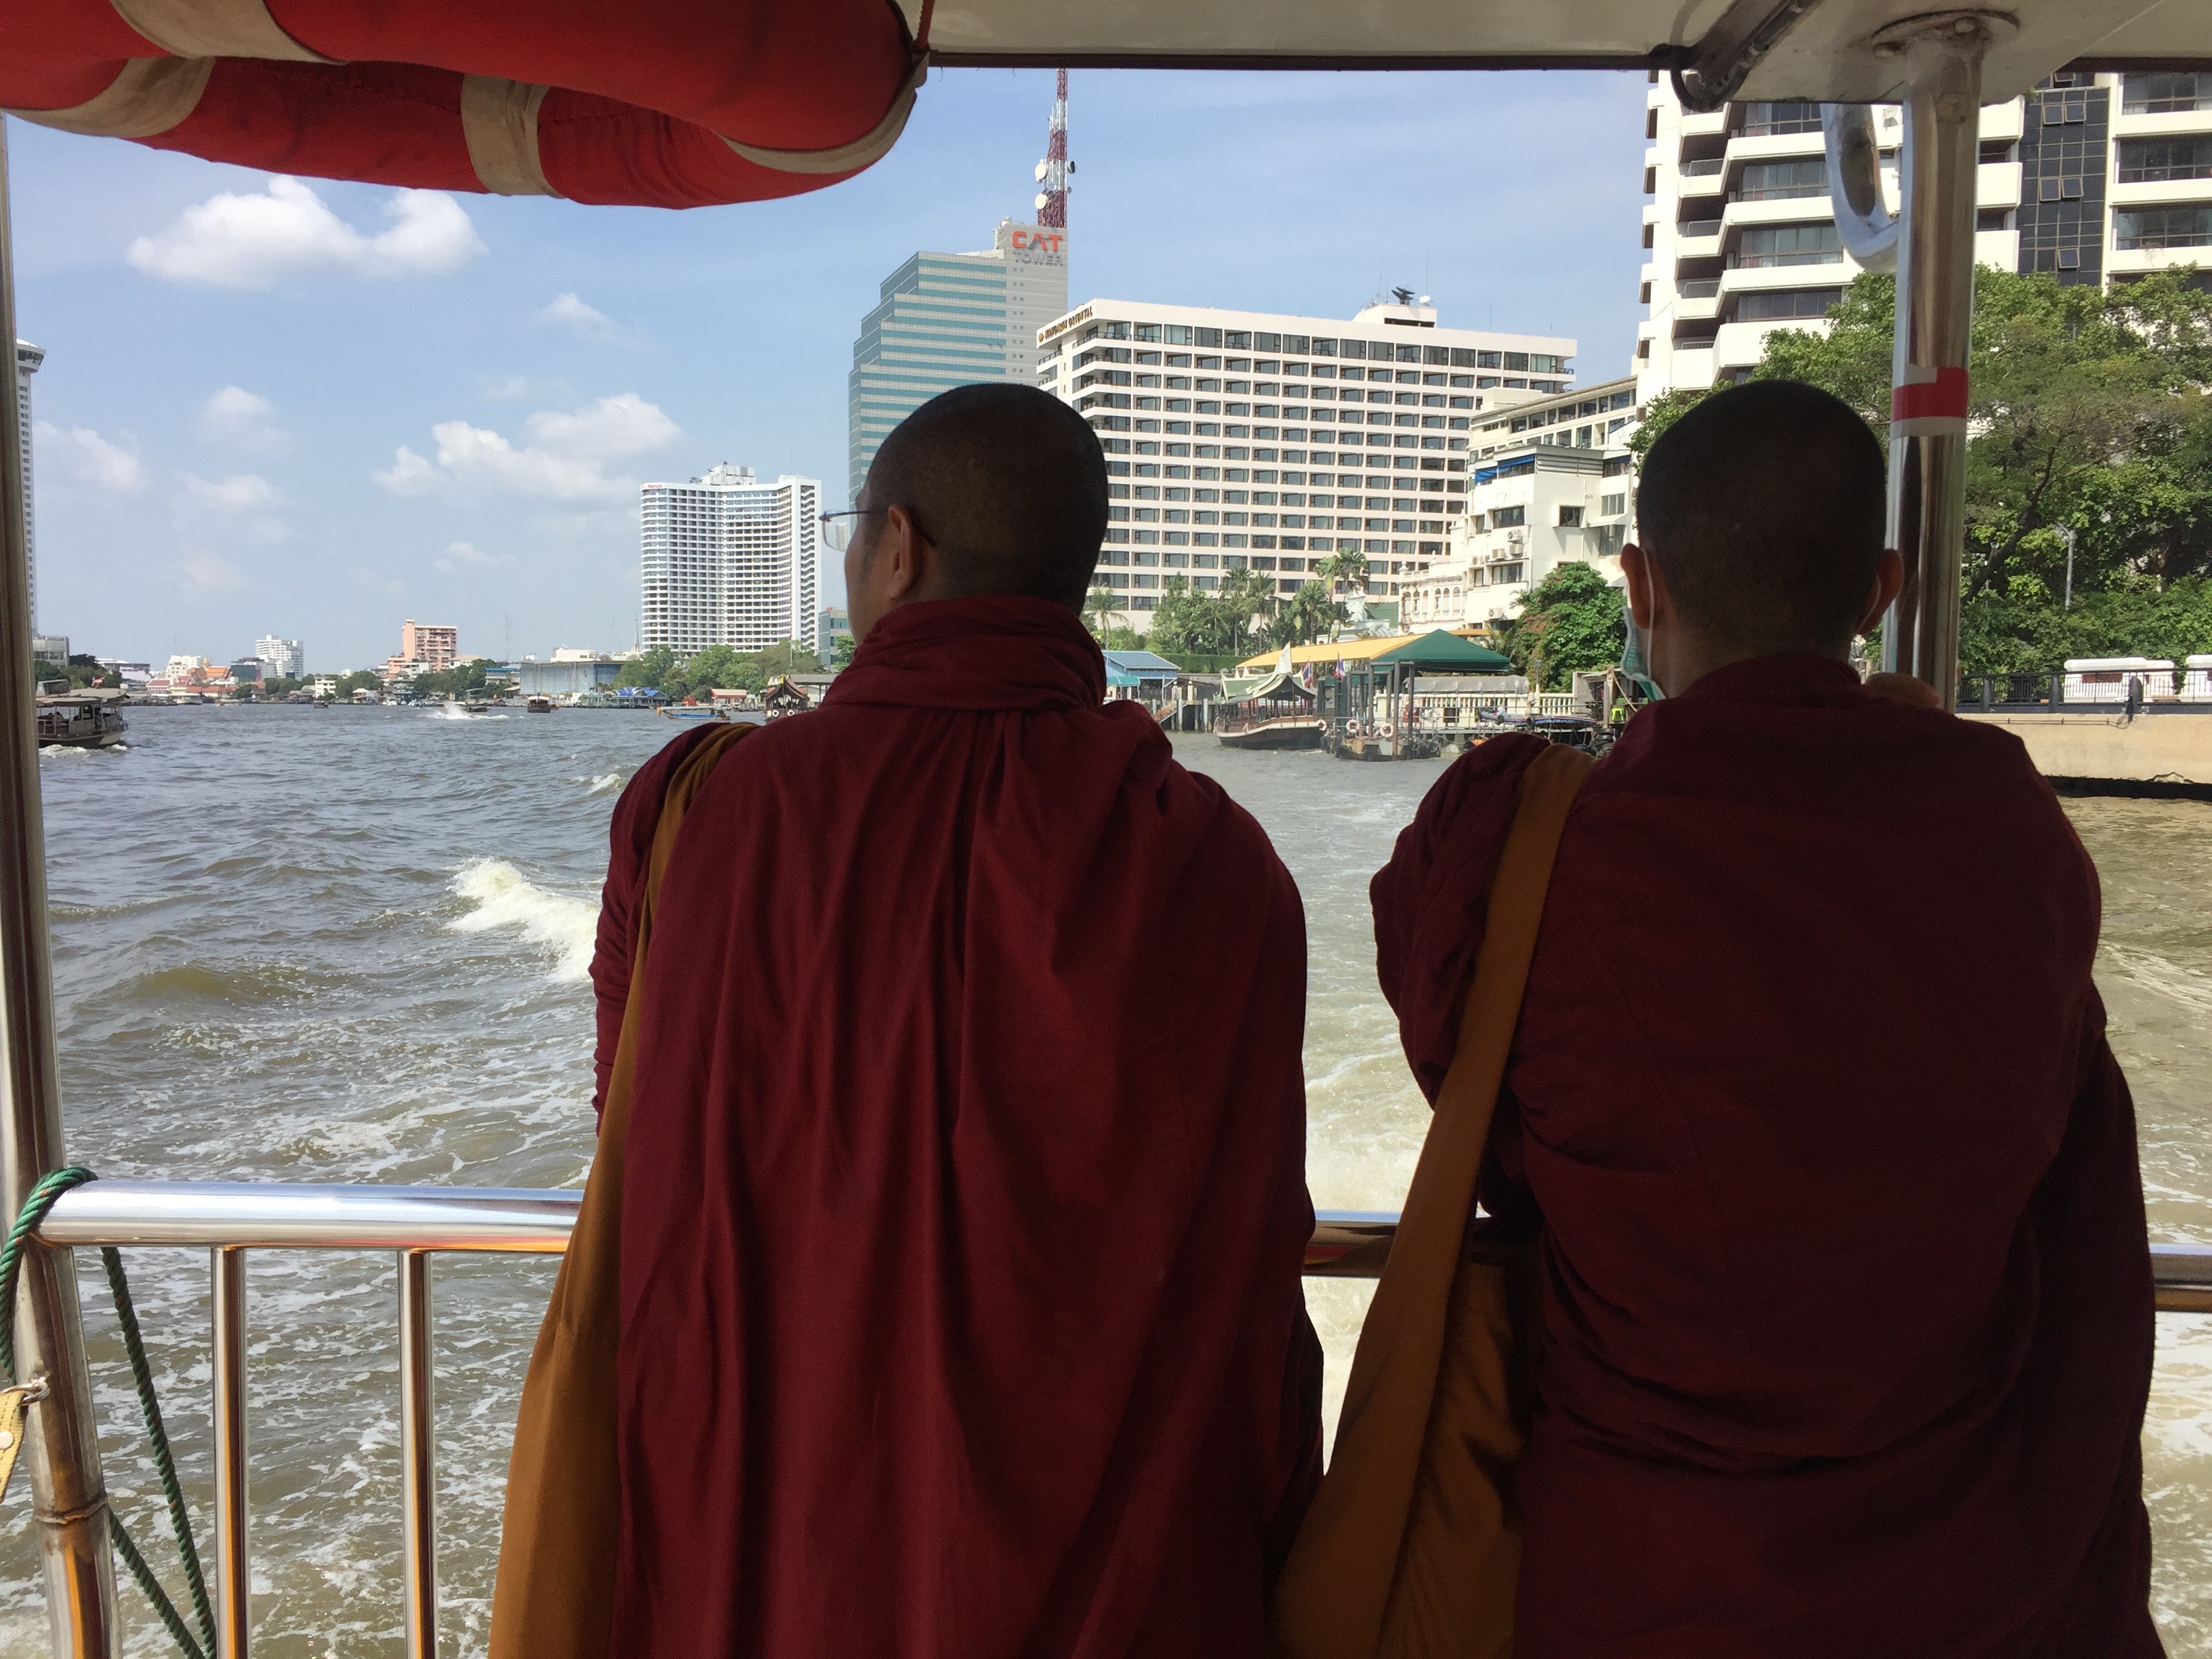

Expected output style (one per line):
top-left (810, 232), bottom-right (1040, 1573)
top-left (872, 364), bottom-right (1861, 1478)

top-left (1679, 157), bottom-right (1726, 201)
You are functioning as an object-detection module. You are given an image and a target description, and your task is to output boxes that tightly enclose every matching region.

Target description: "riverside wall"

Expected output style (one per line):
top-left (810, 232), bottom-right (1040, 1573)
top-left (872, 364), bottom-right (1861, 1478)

top-left (1962, 712), bottom-right (2212, 792)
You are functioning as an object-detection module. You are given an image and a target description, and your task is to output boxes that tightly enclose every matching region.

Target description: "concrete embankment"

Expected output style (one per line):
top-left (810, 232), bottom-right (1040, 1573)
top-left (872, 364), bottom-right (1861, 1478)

top-left (1962, 712), bottom-right (2212, 798)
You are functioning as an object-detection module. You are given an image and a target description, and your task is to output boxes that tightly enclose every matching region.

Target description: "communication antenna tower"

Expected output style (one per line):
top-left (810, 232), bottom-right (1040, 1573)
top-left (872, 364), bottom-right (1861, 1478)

top-left (1033, 69), bottom-right (1071, 228)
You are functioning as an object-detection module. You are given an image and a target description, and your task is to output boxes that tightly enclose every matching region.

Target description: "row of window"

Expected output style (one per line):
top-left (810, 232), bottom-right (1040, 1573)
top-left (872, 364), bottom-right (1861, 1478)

top-left (1073, 325), bottom-right (1566, 374)
top-left (2116, 205), bottom-right (2212, 249)
top-left (1111, 487), bottom-right (1458, 506)
top-left (1096, 534), bottom-right (1427, 557)
top-left (1497, 388), bottom-right (1637, 434)
top-left (1090, 417), bottom-right (1469, 454)
top-left (1107, 511), bottom-right (1446, 531)
top-left (1077, 373), bottom-right (1477, 401)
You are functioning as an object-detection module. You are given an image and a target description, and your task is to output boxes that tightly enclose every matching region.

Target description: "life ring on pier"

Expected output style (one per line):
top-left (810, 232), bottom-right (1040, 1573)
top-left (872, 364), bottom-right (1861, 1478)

top-left (1345, 719), bottom-right (1363, 737)
top-left (1379, 720), bottom-right (1397, 739)
top-left (2, 0), bottom-right (923, 209)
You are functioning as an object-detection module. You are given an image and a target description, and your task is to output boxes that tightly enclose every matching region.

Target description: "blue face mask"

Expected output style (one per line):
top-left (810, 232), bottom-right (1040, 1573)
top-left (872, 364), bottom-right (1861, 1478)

top-left (1620, 608), bottom-right (1664, 701)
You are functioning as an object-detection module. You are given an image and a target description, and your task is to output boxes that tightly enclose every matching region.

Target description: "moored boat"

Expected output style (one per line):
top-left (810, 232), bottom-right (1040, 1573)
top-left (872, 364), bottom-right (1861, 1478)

top-left (1218, 714), bottom-right (1326, 750)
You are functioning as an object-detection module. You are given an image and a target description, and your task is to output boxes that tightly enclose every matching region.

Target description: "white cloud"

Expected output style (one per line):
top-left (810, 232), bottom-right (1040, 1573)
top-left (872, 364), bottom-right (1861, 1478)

top-left (182, 554), bottom-right (245, 592)
top-left (197, 386), bottom-right (287, 453)
top-left (376, 393), bottom-right (680, 501)
top-left (34, 422), bottom-right (146, 494)
top-left (537, 293), bottom-right (635, 343)
top-left (435, 539), bottom-right (506, 573)
top-left (178, 473), bottom-right (277, 514)
top-left (126, 177), bottom-right (485, 289)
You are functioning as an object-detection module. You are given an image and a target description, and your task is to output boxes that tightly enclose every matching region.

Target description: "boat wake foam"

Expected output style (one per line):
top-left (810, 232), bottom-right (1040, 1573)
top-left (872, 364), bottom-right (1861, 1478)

top-left (446, 859), bottom-right (596, 982)
top-left (582, 772), bottom-right (625, 796)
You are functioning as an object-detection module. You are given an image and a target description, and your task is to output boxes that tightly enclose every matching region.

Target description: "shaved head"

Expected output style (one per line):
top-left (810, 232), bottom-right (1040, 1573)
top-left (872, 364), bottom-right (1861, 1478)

top-left (860, 384), bottom-right (1108, 611)
top-left (1636, 380), bottom-right (1888, 657)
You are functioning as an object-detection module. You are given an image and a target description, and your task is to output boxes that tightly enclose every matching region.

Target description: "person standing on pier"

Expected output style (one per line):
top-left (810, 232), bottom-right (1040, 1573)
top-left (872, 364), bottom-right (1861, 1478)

top-left (493, 383), bottom-right (1322, 1659)
top-left (1366, 381), bottom-right (2158, 1656)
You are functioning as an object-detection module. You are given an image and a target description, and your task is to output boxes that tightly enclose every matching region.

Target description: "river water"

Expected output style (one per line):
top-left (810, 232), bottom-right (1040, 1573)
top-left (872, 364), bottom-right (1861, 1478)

top-left (0, 703), bottom-right (2207, 1655)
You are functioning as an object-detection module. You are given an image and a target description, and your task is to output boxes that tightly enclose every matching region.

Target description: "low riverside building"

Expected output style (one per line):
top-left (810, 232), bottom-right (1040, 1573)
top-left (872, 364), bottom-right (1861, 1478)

top-left (1037, 295), bottom-right (1575, 611)
top-left (1403, 375), bottom-right (1640, 627)
top-left (514, 657), bottom-right (623, 699)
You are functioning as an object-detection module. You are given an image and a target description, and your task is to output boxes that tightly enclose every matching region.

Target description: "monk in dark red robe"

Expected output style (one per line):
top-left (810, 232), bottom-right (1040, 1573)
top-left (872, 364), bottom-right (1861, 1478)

top-left (590, 384), bottom-right (1321, 1657)
top-left (1373, 382), bottom-right (2159, 1656)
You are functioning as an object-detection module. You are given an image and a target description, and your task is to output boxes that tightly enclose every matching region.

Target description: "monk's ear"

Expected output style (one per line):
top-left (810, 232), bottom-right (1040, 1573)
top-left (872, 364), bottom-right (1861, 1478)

top-left (881, 505), bottom-right (928, 602)
top-left (1856, 548), bottom-right (1904, 638)
top-left (1621, 543), bottom-right (1659, 629)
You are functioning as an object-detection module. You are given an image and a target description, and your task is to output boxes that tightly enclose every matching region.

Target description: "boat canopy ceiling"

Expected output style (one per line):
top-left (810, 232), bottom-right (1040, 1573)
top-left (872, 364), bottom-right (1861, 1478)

top-left (5, 0), bottom-right (2207, 209)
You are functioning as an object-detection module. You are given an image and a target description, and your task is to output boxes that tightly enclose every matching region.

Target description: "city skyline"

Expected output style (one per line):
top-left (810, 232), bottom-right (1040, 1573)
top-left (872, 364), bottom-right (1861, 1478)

top-left (8, 68), bottom-right (1645, 668)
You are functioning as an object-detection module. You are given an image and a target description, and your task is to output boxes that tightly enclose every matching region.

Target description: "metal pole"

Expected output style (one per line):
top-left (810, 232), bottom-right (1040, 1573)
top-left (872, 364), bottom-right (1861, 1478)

top-left (0, 119), bottom-right (120, 1659)
top-left (398, 1251), bottom-right (438, 1659)
top-left (212, 1248), bottom-right (250, 1659)
top-left (1880, 16), bottom-right (1988, 712)
top-left (2063, 527), bottom-right (2075, 610)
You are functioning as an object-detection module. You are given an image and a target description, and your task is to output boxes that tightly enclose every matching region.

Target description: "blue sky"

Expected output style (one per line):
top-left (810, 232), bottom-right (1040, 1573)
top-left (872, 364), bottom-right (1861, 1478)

top-left (9, 68), bottom-right (1647, 672)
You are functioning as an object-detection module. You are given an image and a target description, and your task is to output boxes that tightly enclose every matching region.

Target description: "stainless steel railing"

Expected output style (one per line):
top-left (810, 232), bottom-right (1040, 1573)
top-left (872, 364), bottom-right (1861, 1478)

top-left (26, 1182), bottom-right (2212, 1655)
top-left (24, 1183), bottom-right (1401, 1657)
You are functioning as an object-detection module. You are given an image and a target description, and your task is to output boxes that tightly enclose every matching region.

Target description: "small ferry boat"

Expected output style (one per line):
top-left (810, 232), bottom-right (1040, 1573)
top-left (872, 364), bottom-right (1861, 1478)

top-left (525, 697), bottom-right (556, 714)
top-left (35, 695), bottom-right (127, 750)
top-left (658, 703), bottom-right (729, 723)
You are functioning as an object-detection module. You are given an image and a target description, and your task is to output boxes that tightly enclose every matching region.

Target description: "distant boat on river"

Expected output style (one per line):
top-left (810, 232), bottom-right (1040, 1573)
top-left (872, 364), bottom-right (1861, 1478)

top-left (37, 694), bottom-right (127, 750)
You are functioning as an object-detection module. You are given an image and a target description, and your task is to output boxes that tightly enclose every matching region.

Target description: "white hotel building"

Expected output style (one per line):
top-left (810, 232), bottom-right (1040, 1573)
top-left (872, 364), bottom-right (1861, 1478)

top-left (1640, 70), bottom-right (2212, 401)
top-left (640, 464), bottom-right (821, 659)
top-left (1036, 298), bottom-right (1573, 608)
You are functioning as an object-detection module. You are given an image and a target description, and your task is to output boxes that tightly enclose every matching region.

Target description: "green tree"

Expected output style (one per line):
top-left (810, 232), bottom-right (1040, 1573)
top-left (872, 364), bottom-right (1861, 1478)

top-left (831, 634), bottom-right (857, 670)
top-left (1747, 265), bottom-right (2212, 671)
top-left (615, 646), bottom-right (676, 693)
top-left (1626, 388), bottom-right (1711, 461)
top-left (1498, 561), bottom-right (1626, 691)
top-left (409, 658), bottom-right (498, 700)
top-left (668, 645), bottom-right (751, 701)
top-left (330, 670), bottom-right (384, 699)
top-left (1082, 586), bottom-right (1127, 639)
top-left (756, 639), bottom-right (822, 678)
top-left (1313, 549), bottom-right (1370, 599)
top-left (1263, 581), bottom-right (1347, 649)
top-left (1147, 577), bottom-right (1214, 657)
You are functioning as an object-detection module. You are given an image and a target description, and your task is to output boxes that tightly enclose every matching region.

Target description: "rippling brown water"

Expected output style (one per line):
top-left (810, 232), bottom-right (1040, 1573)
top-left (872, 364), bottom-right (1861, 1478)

top-left (0, 709), bottom-right (2205, 1654)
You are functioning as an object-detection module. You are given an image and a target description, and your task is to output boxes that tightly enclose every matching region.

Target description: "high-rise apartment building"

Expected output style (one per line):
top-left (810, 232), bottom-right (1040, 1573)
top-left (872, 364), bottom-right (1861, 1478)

top-left (16, 340), bottom-right (41, 629)
top-left (846, 221), bottom-right (1070, 500)
top-left (640, 464), bottom-right (821, 659)
top-left (1638, 70), bottom-right (2212, 401)
top-left (399, 620), bottom-right (458, 672)
top-left (255, 636), bottom-right (304, 679)
top-left (1036, 296), bottom-right (1574, 609)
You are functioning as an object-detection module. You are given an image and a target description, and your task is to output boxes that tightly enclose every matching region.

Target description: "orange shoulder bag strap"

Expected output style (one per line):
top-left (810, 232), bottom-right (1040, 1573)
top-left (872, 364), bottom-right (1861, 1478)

top-left (489, 722), bottom-right (755, 1659)
top-left (1274, 740), bottom-right (1595, 1659)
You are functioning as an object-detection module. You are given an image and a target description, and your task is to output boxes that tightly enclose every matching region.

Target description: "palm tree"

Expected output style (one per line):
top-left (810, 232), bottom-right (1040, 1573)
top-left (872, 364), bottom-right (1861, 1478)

top-left (1082, 585), bottom-right (1126, 640)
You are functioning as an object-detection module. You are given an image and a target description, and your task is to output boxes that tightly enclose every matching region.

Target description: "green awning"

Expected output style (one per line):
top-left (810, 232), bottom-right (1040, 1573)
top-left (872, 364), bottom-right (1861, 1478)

top-left (1367, 631), bottom-right (1514, 673)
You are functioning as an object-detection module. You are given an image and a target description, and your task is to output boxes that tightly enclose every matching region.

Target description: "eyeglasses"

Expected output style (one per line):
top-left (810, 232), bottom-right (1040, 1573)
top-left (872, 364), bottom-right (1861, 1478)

top-left (817, 508), bottom-right (878, 552)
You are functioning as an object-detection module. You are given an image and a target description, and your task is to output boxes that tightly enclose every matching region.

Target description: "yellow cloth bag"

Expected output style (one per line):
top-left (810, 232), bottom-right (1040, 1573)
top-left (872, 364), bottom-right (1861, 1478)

top-left (1273, 742), bottom-right (1593, 1659)
top-left (489, 723), bottom-right (754, 1659)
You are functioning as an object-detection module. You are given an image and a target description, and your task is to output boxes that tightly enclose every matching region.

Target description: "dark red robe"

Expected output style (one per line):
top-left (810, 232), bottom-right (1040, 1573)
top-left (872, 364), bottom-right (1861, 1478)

top-left (589, 596), bottom-right (1322, 1658)
top-left (1372, 655), bottom-right (2158, 1658)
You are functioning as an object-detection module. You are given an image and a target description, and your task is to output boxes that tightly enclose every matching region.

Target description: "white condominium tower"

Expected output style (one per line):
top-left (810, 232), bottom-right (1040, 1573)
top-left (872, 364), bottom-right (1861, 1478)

top-left (1639, 70), bottom-right (2212, 401)
top-left (255, 636), bottom-right (304, 679)
top-left (846, 220), bottom-right (1070, 501)
top-left (640, 464), bottom-right (821, 659)
top-left (1036, 295), bottom-right (1573, 609)
top-left (15, 341), bottom-right (40, 629)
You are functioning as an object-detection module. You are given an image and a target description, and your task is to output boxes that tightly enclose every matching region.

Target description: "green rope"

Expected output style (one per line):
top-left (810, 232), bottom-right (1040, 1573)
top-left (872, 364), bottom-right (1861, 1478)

top-left (1, 1167), bottom-right (215, 1659)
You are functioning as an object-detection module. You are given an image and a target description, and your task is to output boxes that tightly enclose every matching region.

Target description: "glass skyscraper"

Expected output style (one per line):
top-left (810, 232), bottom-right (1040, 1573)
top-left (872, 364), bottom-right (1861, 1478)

top-left (846, 221), bottom-right (1069, 502)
